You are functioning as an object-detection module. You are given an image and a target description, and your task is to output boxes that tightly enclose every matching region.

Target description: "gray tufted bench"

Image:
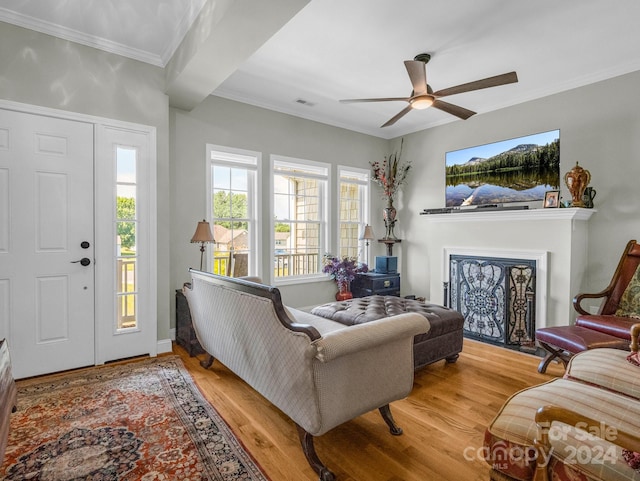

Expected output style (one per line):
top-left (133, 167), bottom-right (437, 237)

top-left (311, 295), bottom-right (464, 370)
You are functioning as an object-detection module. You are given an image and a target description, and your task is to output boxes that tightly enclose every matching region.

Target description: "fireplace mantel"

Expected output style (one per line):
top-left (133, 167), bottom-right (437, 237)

top-left (423, 207), bottom-right (596, 329)
top-left (422, 207), bottom-right (595, 223)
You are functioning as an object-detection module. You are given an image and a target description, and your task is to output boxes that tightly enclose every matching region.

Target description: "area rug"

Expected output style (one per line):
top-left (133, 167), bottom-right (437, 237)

top-left (0, 356), bottom-right (270, 481)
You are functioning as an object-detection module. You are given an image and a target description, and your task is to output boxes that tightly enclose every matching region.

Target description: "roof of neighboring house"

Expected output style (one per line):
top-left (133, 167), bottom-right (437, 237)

top-left (214, 224), bottom-right (247, 245)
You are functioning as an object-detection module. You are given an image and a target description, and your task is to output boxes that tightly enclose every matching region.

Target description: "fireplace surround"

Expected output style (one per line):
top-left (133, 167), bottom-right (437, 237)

top-left (423, 208), bottom-right (595, 332)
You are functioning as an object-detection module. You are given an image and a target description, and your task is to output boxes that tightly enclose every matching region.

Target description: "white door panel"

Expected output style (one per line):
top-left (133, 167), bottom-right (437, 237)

top-left (0, 109), bottom-right (94, 378)
top-left (95, 125), bottom-right (156, 364)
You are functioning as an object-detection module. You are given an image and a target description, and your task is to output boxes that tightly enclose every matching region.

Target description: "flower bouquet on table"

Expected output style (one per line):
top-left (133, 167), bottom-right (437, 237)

top-left (322, 254), bottom-right (368, 301)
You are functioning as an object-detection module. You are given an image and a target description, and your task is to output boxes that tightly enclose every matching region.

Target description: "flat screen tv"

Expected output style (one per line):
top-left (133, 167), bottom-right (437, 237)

top-left (445, 130), bottom-right (560, 207)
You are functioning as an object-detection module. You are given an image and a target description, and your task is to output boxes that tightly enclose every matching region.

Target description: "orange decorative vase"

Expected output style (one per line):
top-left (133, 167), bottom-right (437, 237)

top-left (564, 162), bottom-right (591, 207)
top-left (335, 282), bottom-right (353, 301)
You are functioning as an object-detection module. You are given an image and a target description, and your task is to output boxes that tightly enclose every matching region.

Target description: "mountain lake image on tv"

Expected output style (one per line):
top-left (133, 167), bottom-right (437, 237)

top-left (445, 130), bottom-right (560, 207)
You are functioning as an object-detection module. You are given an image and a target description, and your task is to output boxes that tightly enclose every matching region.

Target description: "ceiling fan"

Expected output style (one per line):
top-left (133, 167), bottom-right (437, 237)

top-left (340, 53), bottom-right (518, 128)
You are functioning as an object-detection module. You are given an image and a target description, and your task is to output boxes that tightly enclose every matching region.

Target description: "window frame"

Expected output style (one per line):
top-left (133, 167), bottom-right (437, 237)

top-left (270, 154), bottom-right (331, 286)
top-left (337, 165), bottom-right (371, 264)
top-left (206, 144), bottom-right (261, 277)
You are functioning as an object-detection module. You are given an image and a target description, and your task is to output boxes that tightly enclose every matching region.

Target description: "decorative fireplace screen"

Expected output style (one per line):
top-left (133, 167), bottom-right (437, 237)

top-left (446, 255), bottom-right (536, 351)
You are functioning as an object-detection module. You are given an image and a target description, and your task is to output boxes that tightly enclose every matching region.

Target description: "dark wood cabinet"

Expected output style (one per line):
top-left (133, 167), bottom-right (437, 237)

top-left (175, 289), bottom-right (205, 356)
top-left (351, 272), bottom-right (401, 298)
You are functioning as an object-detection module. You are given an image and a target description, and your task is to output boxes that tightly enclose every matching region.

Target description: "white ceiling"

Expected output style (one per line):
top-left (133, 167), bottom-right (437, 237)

top-left (2, 0), bottom-right (640, 139)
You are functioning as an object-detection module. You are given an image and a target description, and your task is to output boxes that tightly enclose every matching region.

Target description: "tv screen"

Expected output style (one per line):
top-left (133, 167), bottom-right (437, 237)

top-left (445, 130), bottom-right (560, 207)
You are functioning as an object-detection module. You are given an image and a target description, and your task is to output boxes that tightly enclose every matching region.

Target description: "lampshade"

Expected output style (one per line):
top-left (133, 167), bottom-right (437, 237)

top-left (359, 224), bottom-right (375, 241)
top-left (191, 220), bottom-right (215, 244)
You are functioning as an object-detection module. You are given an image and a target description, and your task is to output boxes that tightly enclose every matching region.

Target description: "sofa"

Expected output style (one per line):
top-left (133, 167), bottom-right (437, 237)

top-left (485, 324), bottom-right (640, 481)
top-left (184, 270), bottom-right (430, 481)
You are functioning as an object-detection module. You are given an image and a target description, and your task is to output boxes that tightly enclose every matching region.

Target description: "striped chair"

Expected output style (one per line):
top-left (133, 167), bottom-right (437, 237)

top-left (485, 324), bottom-right (640, 481)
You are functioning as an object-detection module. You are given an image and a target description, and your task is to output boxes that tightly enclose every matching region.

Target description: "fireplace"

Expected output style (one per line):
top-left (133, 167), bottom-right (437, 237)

top-left (442, 247), bottom-right (548, 353)
top-left (422, 209), bottom-right (593, 334)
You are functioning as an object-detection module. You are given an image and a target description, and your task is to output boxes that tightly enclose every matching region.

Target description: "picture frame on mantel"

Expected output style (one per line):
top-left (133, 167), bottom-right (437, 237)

top-left (543, 190), bottom-right (560, 208)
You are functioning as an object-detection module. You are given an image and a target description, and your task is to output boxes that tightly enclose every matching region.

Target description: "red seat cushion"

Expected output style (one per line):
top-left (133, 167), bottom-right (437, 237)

top-left (536, 325), bottom-right (629, 353)
top-left (575, 315), bottom-right (637, 339)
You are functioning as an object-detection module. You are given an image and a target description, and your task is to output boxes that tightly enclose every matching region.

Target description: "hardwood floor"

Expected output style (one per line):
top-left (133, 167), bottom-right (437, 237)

top-left (176, 339), bottom-right (565, 481)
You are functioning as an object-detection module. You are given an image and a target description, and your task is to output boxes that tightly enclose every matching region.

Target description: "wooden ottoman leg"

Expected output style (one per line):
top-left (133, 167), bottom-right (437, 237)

top-left (537, 341), bottom-right (571, 374)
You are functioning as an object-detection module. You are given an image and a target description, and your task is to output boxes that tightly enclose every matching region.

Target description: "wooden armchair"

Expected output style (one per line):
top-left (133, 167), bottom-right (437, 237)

top-left (574, 239), bottom-right (640, 339)
top-left (226, 251), bottom-right (248, 278)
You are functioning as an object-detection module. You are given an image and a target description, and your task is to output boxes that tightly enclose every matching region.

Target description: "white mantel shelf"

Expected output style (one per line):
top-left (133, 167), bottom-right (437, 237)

top-left (421, 207), bottom-right (596, 223)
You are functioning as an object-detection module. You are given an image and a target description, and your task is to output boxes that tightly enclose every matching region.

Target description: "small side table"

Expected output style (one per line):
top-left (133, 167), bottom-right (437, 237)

top-left (175, 289), bottom-right (205, 356)
top-left (351, 272), bottom-right (401, 298)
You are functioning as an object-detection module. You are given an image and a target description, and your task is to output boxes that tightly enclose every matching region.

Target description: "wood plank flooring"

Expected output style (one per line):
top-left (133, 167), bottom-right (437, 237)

top-left (177, 339), bottom-right (565, 481)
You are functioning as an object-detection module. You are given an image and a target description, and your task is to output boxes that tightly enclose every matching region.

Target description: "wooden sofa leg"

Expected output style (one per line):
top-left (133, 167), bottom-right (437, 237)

top-left (379, 404), bottom-right (403, 435)
top-left (199, 354), bottom-right (215, 369)
top-left (296, 425), bottom-right (336, 481)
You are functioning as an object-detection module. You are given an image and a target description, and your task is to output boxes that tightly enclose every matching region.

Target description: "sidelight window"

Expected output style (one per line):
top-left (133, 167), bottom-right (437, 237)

top-left (116, 146), bottom-right (137, 330)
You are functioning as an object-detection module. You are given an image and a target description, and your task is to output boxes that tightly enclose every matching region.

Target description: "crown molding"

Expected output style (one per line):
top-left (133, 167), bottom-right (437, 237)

top-left (0, 7), bottom-right (164, 66)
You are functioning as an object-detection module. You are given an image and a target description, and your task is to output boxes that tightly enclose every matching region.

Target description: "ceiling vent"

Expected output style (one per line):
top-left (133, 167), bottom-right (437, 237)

top-left (294, 98), bottom-right (316, 107)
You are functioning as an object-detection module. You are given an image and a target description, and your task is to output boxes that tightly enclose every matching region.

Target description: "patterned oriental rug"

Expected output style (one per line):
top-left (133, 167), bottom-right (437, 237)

top-left (0, 356), bottom-right (270, 481)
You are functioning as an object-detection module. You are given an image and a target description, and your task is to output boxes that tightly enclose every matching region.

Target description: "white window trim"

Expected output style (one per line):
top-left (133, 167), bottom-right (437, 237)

top-left (337, 165), bottom-right (371, 262)
top-left (270, 154), bottom-right (331, 286)
top-left (206, 144), bottom-right (262, 277)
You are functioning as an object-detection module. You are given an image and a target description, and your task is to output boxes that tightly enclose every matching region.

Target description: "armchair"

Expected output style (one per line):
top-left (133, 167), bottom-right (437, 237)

top-left (485, 324), bottom-right (640, 481)
top-left (574, 239), bottom-right (640, 339)
top-left (534, 240), bottom-right (640, 373)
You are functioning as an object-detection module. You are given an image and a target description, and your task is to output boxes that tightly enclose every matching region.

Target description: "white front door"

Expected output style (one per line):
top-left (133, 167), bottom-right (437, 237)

top-left (0, 108), bottom-right (95, 379)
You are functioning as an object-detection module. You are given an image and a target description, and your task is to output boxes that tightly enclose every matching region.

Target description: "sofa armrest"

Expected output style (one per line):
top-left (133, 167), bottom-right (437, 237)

top-left (533, 405), bottom-right (640, 481)
top-left (313, 313), bottom-right (429, 362)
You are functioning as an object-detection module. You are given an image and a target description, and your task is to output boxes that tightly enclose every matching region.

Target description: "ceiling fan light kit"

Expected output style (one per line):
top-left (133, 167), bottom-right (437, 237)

top-left (410, 96), bottom-right (434, 109)
top-left (340, 52), bottom-right (518, 127)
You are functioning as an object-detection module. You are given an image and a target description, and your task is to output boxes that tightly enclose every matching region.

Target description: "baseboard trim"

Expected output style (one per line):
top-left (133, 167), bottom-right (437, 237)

top-left (157, 339), bottom-right (173, 354)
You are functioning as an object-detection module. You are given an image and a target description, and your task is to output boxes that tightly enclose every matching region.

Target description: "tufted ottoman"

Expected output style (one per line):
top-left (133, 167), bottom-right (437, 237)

top-left (310, 295), bottom-right (464, 370)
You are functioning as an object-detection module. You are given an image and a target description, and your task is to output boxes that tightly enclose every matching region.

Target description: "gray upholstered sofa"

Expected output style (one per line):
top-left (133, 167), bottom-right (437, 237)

top-left (184, 270), bottom-right (430, 481)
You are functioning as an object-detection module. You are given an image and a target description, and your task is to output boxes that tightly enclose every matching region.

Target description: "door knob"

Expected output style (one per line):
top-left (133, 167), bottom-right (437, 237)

top-left (71, 257), bottom-right (91, 266)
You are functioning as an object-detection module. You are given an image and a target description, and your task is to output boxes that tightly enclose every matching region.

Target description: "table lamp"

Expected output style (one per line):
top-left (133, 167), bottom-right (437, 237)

top-left (190, 219), bottom-right (215, 270)
top-left (359, 224), bottom-right (375, 265)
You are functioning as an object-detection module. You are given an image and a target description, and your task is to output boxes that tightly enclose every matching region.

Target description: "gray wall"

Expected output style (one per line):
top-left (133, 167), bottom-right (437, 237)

top-left (396, 70), bottom-right (640, 308)
top-left (4, 18), bottom-right (639, 330)
top-left (171, 96), bottom-right (388, 308)
top-left (0, 22), bottom-right (172, 339)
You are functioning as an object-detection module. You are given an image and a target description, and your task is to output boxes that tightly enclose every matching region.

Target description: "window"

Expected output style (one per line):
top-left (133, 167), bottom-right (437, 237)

top-left (338, 166), bottom-right (370, 262)
top-left (272, 156), bottom-right (329, 282)
top-left (207, 145), bottom-right (260, 277)
top-left (116, 146), bottom-right (138, 330)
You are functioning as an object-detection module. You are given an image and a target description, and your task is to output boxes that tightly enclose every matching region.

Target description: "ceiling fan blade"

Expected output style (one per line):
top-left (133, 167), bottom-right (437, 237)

top-left (339, 97), bottom-right (410, 104)
top-left (432, 99), bottom-right (476, 120)
top-left (433, 71), bottom-right (518, 98)
top-left (404, 60), bottom-right (428, 96)
top-left (381, 105), bottom-right (414, 128)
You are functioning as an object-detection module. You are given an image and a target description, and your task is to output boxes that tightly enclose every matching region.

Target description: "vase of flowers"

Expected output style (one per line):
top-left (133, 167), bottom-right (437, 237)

top-left (322, 255), bottom-right (368, 300)
top-left (371, 139), bottom-right (411, 240)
